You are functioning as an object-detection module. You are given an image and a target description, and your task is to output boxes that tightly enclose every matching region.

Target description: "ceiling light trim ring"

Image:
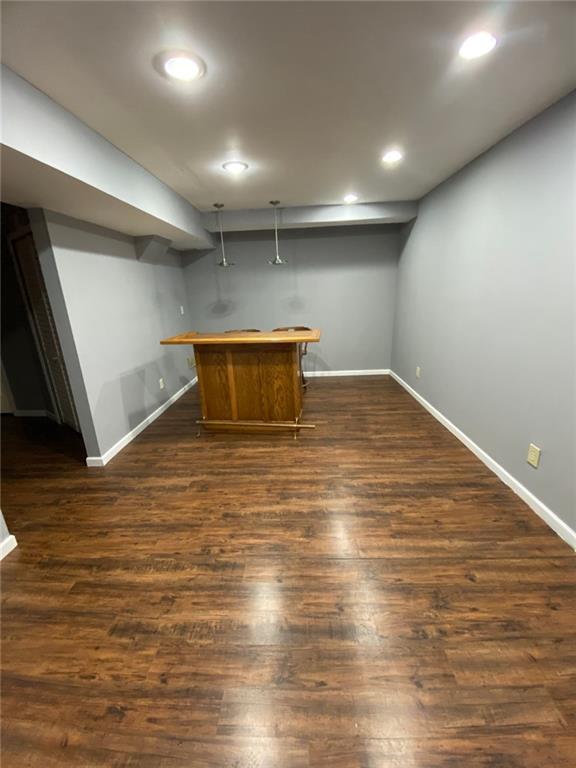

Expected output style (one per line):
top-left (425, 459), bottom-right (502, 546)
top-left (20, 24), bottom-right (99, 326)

top-left (222, 160), bottom-right (249, 175)
top-left (156, 50), bottom-right (207, 82)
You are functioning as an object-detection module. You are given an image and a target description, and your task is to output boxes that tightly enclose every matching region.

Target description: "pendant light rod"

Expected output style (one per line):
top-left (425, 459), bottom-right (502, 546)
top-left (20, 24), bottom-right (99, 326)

top-left (268, 200), bottom-right (287, 265)
top-left (272, 200), bottom-right (280, 261)
top-left (213, 203), bottom-right (234, 267)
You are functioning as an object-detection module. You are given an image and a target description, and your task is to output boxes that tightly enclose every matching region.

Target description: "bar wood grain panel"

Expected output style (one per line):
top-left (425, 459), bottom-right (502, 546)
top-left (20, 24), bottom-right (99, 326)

top-left (193, 346), bottom-right (209, 420)
top-left (258, 344), bottom-right (298, 422)
top-left (226, 350), bottom-right (239, 421)
top-left (196, 346), bottom-right (232, 421)
top-left (232, 347), bottom-right (266, 421)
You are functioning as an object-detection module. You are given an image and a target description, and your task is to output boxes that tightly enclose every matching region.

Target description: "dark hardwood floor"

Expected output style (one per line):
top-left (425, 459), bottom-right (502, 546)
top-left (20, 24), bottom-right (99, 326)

top-left (1, 376), bottom-right (575, 767)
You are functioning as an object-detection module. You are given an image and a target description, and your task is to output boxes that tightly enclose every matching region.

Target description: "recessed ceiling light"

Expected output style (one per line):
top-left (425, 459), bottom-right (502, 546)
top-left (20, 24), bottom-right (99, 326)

top-left (343, 194), bottom-right (359, 204)
top-left (157, 51), bottom-right (206, 81)
top-left (459, 32), bottom-right (497, 60)
top-left (382, 149), bottom-right (403, 165)
top-left (222, 160), bottom-right (249, 175)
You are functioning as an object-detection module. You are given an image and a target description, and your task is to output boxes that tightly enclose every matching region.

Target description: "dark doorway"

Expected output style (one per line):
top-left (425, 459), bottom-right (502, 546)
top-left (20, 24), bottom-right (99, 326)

top-left (1, 204), bottom-right (85, 463)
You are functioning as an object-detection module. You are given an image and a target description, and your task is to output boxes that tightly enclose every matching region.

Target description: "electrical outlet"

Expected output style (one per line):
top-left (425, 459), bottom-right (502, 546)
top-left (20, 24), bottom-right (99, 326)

top-left (416, 366), bottom-right (421, 379)
top-left (187, 356), bottom-right (195, 370)
top-left (179, 305), bottom-right (185, 315)
top-left (527, 443), bottom-right (541, 468)
top-left (159, 377), bottom-right (165, 390)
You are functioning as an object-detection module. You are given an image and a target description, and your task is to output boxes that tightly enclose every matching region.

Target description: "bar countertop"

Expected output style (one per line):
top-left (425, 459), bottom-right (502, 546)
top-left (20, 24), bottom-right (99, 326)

top-left (160, 329), bottom-right (321, 345)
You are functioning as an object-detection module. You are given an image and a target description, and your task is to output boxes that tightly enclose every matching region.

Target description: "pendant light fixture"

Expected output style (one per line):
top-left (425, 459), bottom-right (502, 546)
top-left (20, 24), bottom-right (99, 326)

top-left (214, 203), bottom-right (234, 267)
top-left (268, 200), bottom-right (287, 265)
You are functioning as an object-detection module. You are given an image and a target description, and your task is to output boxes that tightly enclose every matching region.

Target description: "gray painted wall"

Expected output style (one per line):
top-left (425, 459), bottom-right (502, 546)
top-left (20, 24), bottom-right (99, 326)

top-left (183, 226), bottom-right (400, 372)
top-left (392, 92), bottom-right (576, 530)
top-left (39, 213), bottom-right (194, 458)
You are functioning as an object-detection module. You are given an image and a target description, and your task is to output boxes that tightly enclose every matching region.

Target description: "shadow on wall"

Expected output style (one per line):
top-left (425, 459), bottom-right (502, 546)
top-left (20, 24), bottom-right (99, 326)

top-left (92, 355), bottom-right (191, 450)
top-left (43, 213), bottom-right (188, 269)
top-left (208, 258), bottom-right (237, 318)
top-left (121, 363), bottom-right (165, 433)
top-left (121, 354), bottom-right (190, 432)
top-left (43, 214), bottom-right (135, 258)
top-left (304, 351), bottom-right (330, 373)
top-left (208, 298), bottom-right (237, 317)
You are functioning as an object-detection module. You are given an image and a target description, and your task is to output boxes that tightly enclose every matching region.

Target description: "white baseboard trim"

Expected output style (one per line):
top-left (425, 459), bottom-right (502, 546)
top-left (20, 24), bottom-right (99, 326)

top-left (390, 371), bottom-right (576, 551)
top-left (306, 369), bottom-right (391, 377)
top-left (86, 377), bottom-right (198, 468)
top-left (0, 534), bottom-right (18, 560)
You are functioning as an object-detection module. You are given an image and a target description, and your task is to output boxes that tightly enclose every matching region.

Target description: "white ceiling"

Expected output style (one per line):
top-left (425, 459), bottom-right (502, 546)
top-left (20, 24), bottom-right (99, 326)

top-left (2, 1), bottom-right (575, 211)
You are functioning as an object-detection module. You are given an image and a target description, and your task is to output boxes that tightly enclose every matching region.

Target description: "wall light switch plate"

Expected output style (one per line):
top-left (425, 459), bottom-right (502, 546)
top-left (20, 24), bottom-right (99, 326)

top-left (159, 377), bottom-right (165, 390)
top-left (416, 366), bottom-right (421, 379)
top-left (527, 443), bottom-right (541, 468)
top-left (180, 305), bottom-right (185, 315)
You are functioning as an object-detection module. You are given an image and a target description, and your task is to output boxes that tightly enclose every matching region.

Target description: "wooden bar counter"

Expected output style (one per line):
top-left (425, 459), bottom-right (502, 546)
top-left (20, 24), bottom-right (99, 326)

top-left (160, 329), bottom-right (321, 433)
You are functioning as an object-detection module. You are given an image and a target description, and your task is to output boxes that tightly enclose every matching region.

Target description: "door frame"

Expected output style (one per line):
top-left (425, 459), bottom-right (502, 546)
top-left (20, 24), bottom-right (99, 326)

top-left (7, 227), bottom-right (80, 431)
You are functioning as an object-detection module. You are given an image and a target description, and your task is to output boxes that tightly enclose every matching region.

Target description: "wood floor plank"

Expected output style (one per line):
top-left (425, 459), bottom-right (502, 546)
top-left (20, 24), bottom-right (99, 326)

top-left (2, 376), bottom-right (575, 767)
top-left (309, 735), bottom-right (576, 768)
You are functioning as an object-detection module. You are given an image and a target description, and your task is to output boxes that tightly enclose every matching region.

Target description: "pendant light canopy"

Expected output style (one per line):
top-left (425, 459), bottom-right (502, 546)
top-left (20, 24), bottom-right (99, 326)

top-left (214, 203), bottom-right (234, 267)
top-left (268, 200), bottom-right (287, 265)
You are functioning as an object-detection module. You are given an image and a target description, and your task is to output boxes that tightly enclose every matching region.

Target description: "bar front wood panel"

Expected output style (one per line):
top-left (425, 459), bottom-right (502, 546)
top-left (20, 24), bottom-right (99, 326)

top-left (195, 347), bottom-right (233, 421)
top-left (161, 329), bottom-right (319, 432)
top-left (195, 342), bottom-right (302, 427)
